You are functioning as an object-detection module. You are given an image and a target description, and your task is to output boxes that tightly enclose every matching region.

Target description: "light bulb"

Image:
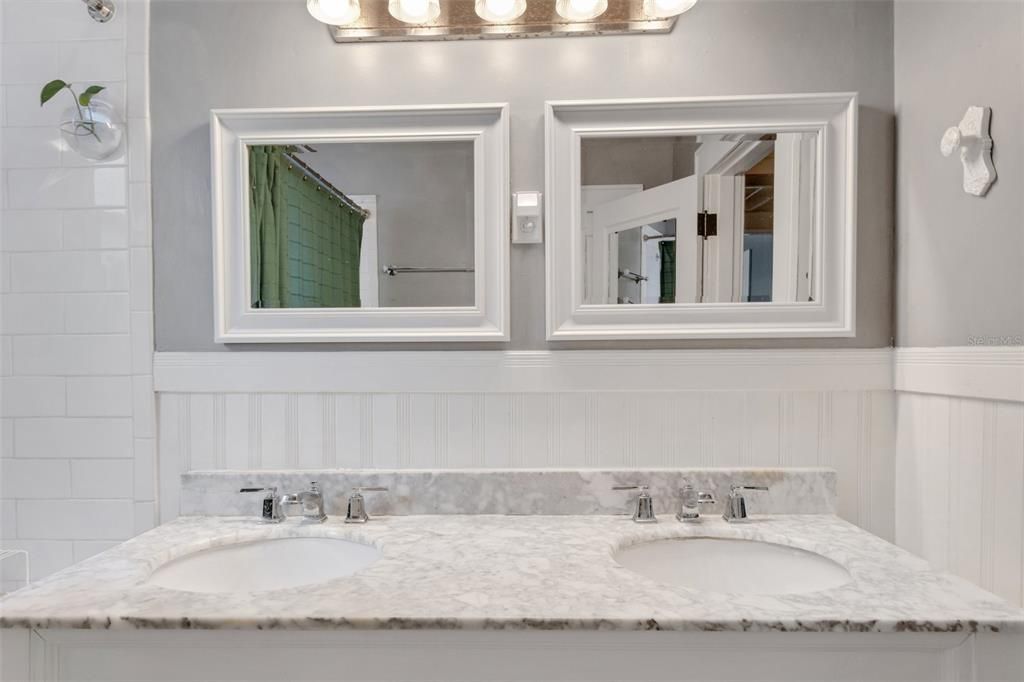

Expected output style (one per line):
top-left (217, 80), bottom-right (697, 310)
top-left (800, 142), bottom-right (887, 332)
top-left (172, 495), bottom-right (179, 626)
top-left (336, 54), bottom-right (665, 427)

top-left (475, 0), bottom-right (527, 22)
top-left (642, 0), bottom-right (697, 19)
top-left (388, 0), bottom-right (441, 23)
top-left (307, 0), bottom-right (361, 25)
top-left (555, 0), bottom-right (607, 21)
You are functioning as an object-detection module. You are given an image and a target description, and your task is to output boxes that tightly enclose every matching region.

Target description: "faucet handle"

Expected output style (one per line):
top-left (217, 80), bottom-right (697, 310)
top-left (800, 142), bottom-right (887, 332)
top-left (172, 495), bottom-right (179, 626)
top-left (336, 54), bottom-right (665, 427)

top-left (345, 487), bottom-right (389, 524)
top-left (612, 485), bottom-right (657, 524)
top-left (724, 485), bottom-right (769, 522)
top-left (732, 484), bottom-right (768, 491)
top-left (239, 486), bottom-right (283, 523)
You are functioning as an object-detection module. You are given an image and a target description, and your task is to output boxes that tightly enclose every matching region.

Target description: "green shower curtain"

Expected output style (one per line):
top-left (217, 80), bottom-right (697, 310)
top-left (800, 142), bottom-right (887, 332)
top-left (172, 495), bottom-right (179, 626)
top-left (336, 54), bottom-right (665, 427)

top-left (659, 240), bottom-right (676, 304)
top-left (249, 145), bottom-right (285, 308)
top-left (248, 146), bottom-right (365, 308)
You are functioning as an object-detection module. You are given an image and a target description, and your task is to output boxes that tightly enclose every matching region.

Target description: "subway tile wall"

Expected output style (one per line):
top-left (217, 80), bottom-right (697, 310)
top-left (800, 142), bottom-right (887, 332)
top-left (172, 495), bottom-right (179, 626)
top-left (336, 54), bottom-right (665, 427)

top-left (0, 0), bottom-right (154, 591)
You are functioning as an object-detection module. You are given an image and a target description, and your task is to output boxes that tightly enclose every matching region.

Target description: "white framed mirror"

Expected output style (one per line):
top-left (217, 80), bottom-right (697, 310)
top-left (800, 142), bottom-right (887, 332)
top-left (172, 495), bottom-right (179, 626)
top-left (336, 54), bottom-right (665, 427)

top-left (211, 104), bottom-right (509, 343)
top-left (545, 93), bottom-right (857, 340)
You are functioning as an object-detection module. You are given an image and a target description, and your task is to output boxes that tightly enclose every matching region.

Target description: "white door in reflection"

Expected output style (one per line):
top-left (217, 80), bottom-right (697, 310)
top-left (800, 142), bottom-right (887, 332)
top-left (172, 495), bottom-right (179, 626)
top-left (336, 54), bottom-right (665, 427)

top-left (585, 176), bottom-right (699, 304)
top-left (579, 133), bottom-right (816, 306)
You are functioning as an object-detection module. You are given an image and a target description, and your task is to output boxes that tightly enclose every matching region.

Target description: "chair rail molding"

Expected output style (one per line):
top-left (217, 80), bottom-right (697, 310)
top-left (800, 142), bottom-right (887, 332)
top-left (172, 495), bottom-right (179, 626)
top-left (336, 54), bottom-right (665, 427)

top-left (894, 346), bottom-right (1024, 403)
top-left (154, 348), bottom-right (894, 394)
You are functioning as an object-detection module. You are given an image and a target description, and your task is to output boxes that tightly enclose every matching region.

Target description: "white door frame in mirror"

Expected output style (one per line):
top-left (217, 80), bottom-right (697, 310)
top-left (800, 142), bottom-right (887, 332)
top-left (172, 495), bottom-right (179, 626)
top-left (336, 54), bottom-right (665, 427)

top-left (211, 104), bottom-right (509, 343)
top-left (545, 93), bottom-right (857, 340)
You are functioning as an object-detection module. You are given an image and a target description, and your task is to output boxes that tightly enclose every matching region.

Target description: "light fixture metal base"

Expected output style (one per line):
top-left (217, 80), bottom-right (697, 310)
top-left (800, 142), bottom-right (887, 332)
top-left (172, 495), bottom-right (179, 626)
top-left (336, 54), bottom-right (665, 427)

top-left (330, 0), bottom-right (677, 43)
top-left (82, 0), bottom-right (116, 23)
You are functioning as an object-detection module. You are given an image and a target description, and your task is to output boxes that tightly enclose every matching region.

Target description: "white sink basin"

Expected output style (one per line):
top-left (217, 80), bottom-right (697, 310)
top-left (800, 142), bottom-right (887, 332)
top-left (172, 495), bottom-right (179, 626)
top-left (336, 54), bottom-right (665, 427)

top-left (147, 537), bottom-right (381, 594)
top-left (614, 537), bottom-right (852, 595)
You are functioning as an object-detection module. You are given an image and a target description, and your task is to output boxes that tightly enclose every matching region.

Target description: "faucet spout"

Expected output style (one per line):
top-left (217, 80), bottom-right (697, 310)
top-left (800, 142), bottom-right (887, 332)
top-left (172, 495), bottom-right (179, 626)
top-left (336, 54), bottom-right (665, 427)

top-left (676, 484), bottom-right (716, 522)
top-left (278, 482), bottom-right (328, 523)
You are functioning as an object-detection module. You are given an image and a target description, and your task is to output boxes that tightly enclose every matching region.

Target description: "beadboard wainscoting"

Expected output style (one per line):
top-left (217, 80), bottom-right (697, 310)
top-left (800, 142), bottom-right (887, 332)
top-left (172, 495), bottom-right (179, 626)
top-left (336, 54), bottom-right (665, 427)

top-left (895, 347), bottom-right (1024, 608)
top-left (154, 349), bottom-right (896, 541)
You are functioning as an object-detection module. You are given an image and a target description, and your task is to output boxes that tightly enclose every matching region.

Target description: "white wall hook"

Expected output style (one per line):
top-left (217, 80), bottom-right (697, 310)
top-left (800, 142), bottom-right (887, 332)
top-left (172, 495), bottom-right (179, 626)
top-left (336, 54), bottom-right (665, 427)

top-left (940, 106), bottom-right (996, 197)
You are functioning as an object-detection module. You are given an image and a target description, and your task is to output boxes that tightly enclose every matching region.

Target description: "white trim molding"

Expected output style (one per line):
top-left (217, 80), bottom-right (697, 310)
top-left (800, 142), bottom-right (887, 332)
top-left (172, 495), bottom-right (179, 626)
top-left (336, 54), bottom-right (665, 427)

top-left (154, 348), bottom-right (893, 394)
top-left (210, 103), bottom-right (510, 343)
top-left (894, 346), bottom-right (1024, 403)
top-left (545, 92), bottom-right (858, 340)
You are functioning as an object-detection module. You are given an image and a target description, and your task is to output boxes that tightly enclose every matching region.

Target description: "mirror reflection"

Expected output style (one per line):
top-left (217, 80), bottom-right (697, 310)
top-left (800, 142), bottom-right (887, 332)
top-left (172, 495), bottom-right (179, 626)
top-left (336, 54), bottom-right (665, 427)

top-left (248, 141), bottom-right (475, 309)
top-left (580, 132), bottom-right (817, 305)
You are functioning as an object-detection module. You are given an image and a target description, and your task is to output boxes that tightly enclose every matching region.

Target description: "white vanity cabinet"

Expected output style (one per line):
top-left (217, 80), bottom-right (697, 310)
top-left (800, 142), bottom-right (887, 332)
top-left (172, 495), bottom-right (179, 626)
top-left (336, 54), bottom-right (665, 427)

top-left (3, 629), bottom-right (1022, 682)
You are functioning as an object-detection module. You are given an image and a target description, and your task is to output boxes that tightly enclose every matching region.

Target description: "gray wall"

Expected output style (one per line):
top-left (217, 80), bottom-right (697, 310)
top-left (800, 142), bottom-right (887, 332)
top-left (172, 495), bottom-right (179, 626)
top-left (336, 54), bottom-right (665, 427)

top-left (151, 0), bottom-right (895, 351)
top-left (581, 137), bottom-right (697, 188)
top-left (894, 0), bottom-right (1024, 347)
top-left (311, 142), bottom-right (475, 307)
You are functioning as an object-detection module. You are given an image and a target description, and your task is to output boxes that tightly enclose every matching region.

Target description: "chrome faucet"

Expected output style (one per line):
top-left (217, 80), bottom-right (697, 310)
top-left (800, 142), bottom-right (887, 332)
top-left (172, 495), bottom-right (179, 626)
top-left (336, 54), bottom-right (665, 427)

top-left (239, 486), bottom-right (285, 523)
top-left (344, 486), bottom-right (389, 524)
top-left (723, 485), bottom-right (768, 522)
top-left (278, 481), bottom-right (328, 523)
top-left (613, 485), bottom-right (657, 524)
top-left (676, 483), bottom-right (716, 522)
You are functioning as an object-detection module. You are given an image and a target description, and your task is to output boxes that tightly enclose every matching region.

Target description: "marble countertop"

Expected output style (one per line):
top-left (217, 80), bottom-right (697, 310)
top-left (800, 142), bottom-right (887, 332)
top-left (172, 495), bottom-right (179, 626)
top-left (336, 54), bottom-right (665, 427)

top-left (2, 514), bottom-right (1022, 633)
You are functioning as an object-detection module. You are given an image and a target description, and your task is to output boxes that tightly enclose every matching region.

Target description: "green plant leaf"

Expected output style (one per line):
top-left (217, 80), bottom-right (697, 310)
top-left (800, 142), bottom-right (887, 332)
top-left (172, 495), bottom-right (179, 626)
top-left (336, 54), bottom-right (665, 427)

top-left (40, 79), bottom-right (69, 106)
top-left (78, 85), bottom-right (106, 107)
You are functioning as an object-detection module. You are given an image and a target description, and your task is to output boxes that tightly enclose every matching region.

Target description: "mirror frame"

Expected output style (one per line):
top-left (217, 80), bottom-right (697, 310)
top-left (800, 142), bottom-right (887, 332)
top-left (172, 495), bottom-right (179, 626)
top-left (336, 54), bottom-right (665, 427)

top-left (544, 93), bottom-right (857, 340)
top-left (211, 104), bottom-right (509, 343)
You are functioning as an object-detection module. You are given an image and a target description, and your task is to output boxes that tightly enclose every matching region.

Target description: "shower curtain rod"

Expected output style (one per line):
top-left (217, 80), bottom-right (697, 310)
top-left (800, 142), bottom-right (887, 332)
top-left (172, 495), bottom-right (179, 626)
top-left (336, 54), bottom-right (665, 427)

top-left (282, 151), bottom-right (370, 219)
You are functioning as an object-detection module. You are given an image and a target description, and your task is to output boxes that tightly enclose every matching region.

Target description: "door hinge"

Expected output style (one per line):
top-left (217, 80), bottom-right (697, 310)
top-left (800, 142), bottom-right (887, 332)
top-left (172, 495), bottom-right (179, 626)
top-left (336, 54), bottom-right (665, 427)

top-left (698, 211), bottom-right (718, 238)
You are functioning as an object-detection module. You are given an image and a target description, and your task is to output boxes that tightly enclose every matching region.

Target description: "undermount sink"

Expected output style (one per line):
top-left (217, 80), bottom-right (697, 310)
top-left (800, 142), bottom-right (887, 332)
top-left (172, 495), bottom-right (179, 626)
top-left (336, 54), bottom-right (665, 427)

top-left (614, 537), bottom-right (852, 595)
top-left (146, 537), bottom-right (381, 594)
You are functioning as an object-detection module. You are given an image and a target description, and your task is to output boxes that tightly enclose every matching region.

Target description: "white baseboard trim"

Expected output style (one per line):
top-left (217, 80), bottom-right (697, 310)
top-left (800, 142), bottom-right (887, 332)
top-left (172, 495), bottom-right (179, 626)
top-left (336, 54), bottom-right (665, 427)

top-left (894, 346), bottom-right (1024, 403)
top-left (153, 349), bottom-right (894, 394)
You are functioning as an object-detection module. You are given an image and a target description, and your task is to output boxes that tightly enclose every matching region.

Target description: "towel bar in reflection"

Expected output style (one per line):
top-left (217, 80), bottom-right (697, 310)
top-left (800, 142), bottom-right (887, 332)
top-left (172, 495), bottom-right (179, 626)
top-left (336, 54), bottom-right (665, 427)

top-left (383, 265), bottom-right (475, 276)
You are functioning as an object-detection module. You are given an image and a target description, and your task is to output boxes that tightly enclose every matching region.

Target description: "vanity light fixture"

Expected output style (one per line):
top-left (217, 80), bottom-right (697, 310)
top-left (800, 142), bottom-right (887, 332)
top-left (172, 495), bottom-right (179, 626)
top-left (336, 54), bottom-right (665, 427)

top-left (324, 0), bottom-right (685, 43)
top-left (307, 0), bottom-right (361, 25)
top-left (555, 0), bottom-right (607, 21)
top-left (642, 0), bottom-right (697, 19)
top-left (475, 0), bottom-right (527, 22)
top-left (388, 0), bottom-right (442, 23)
